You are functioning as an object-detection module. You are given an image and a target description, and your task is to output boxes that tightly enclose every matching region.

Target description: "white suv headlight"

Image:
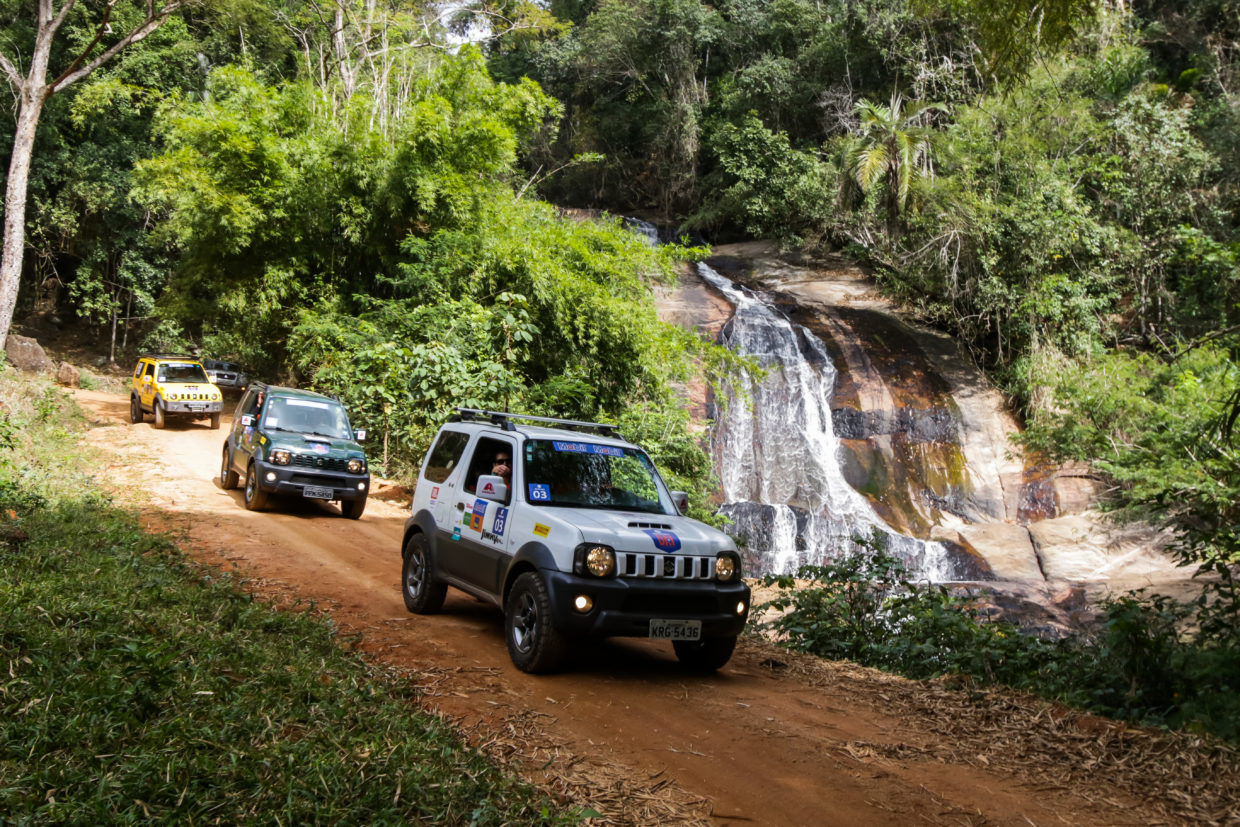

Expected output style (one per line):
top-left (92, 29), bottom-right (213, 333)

top-left (574, 543), bottom-right (616, 578)
top-left (715, 552), bottom-right (741, 583)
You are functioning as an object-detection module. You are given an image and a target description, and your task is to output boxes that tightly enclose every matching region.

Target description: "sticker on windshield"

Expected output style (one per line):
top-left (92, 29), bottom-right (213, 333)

top-left (286, 399), bottom-right (331, 409)
top-left (644, 529), bottom-right (681, 551)
top-left (552, 441), bottom-right (625, 457)
top-left (528, 483), bottom-right (551, 502)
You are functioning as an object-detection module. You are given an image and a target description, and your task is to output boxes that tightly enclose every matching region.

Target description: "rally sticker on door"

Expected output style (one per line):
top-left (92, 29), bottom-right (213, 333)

top-left (470, 499), bottom-right (487, 531)
top-left (481, 507), bottom-right (508, 544)
top-left (643, 529), bottom-right (681, 551)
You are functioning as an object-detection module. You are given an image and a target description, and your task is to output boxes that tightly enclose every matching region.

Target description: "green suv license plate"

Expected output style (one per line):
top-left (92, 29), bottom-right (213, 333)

top-left (649, 619), bottom-right (701, 641)
top-left (303, 485), bottom-right (334, 500)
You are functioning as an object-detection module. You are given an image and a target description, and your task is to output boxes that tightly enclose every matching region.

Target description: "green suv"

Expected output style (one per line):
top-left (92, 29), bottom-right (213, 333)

top-left (220, 383), bottom-right (370, 519)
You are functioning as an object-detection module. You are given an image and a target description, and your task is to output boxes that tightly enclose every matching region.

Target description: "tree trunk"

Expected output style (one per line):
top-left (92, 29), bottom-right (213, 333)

top-left (0, 77), bottom-right (50, 349)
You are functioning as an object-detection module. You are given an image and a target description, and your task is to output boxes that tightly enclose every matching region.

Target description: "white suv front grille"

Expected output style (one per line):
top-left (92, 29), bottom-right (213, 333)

top-left (617, 552), bottom-right (714, 580)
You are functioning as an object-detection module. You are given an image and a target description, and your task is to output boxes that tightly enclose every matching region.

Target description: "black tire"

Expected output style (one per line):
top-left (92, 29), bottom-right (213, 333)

top-left (209, 412), bottom-right (221, 430)
top-left (129, 395), bottom-right (143, 424)
top-left (673, 636), bottom-right (738, 672)
top-left (505, 572), bottom-right (567, 674)
top-left (402, 533), bottom-right (446, 614)
top-left (340, 497), bottom-right (367, 520)
top-left (220, 446), bottom-right (239, 490)
top-left (244, 463), bottom-right (269, 511)
top-left (153, 401), bottom-right (166, 429)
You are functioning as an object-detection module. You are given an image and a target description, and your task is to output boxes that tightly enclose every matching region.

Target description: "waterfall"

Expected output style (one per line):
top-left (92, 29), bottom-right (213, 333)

top-left (702, 263), bottom-right (960, 581)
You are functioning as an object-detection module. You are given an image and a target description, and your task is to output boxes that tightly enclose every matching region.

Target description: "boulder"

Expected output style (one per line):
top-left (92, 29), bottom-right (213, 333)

top-left (951, 522), bottom-right (1046, 582)
top-left (4, 334), bottom-right (55, 374)
top-left (1027, 514), bottom-right (1177, 582)
top-left (56, 362), bottom-right (81, 388)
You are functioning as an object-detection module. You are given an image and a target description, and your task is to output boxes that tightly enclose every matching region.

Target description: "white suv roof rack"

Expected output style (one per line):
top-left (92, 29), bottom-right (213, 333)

top-left (452, 407), bottom-right (622, 437)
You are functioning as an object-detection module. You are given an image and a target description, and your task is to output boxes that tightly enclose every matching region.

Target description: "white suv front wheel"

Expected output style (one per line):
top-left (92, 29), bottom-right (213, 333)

top-left (505, 572), bottom-right (567, 674)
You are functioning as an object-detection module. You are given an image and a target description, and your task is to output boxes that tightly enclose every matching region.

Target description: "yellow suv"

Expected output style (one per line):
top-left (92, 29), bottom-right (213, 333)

top-left (129, 354), bottom-right (224, 430)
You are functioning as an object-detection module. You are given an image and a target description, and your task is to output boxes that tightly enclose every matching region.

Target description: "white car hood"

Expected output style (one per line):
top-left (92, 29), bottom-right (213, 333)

top-left (549, 508), bottom-right (735, 555)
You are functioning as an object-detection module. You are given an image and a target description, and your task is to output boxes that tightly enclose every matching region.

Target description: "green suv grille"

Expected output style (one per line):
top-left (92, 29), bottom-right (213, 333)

top-left (291, 454), bottom-right (350, 472)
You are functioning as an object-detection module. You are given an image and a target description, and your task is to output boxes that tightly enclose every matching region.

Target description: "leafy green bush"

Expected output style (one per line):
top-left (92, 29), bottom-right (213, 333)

top-left (760, 540), bottom-right (1240, 742)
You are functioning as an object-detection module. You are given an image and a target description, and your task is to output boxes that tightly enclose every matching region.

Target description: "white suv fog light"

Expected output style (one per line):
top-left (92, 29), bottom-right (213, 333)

top-left (574, 594), bottom-right (594, 613)
top-left (265, 471), bottom-right (277, 483)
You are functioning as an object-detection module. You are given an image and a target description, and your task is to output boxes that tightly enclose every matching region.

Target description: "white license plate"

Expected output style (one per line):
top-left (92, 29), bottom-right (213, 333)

top-left (649, 619), bottom-right (701, 641)
top-left (303, 485), bottom-right (334, 500)
top-left (187, 404), bottom-right (205, 411)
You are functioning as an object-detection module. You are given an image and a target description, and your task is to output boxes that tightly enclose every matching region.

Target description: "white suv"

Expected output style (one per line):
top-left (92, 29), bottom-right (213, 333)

top-left (401, 409), bottom-right (750, 673)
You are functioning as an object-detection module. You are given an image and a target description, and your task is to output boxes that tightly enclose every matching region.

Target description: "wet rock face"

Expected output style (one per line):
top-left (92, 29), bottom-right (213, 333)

top-left (654, 242), bottom-right (1183, 597)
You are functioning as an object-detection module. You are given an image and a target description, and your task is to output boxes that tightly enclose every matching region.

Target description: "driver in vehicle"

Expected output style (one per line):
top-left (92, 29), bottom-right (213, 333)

top-left (492, 452), bottom-right (512, 485)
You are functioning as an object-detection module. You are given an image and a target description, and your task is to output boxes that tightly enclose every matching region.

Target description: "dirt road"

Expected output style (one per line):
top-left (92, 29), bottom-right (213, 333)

top-left (74, 388), bottom-right (1237, 826)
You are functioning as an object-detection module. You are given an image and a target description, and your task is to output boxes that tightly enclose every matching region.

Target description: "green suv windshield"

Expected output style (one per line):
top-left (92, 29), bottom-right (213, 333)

top-left (157, 363), bottom-right (210, 383)
top-left (521, 439), bottom-right (671, 514)
top-left (263, 396), bottom-right (353, 439)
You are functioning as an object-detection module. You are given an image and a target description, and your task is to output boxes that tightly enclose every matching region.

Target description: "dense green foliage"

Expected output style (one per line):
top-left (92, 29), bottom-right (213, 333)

top-left (762, 542), bottom-right (1240, 741)
top-left (0, 368), bottom-right (568, 822)
top-left (496, 0), bottom-right (1240, 598)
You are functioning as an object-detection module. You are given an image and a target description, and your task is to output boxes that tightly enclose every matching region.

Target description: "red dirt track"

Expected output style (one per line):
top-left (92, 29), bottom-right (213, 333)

top-left (74, 388), bottom-right (1229, 826)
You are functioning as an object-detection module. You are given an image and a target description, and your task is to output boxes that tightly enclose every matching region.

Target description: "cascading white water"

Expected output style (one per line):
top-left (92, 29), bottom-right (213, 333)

top-left (702, 263), bottom-right (959, 581)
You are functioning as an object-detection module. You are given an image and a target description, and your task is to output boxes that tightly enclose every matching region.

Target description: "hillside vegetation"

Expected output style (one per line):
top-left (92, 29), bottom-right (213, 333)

top-left (2, 0), bottom-right (1239, 736)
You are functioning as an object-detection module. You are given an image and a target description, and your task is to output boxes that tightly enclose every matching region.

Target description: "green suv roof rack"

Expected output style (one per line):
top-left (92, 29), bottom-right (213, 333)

top-left (452, 407), bottom-right (622, 437)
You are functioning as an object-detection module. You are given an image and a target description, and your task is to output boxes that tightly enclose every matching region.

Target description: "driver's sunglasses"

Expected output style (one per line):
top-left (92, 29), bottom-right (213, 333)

top-left (496, 456), bottom-right (510, 464)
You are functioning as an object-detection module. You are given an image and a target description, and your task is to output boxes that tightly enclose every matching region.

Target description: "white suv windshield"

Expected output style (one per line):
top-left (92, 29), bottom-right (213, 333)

top-left (522, 439), bottom-right (671, 514)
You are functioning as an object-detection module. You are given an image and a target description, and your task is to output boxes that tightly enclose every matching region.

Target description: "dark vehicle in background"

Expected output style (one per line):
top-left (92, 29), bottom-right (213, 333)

top-left (202, 360), bottom-right (249, 391)
top-left (220, 383), bottom-right (370, 519)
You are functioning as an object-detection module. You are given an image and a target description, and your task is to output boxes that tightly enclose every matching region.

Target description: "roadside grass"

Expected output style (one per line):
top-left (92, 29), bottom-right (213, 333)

top-left (0, 368), bottom-right (569, 824)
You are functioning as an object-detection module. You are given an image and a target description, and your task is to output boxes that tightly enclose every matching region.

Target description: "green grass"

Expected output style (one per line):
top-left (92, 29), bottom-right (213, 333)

top-left (0, 368), bottom-right (567, 824)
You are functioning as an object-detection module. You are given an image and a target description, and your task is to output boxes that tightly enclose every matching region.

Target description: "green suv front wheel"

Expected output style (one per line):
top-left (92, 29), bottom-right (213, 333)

top-left (244, 464), bottom-right (269, 510)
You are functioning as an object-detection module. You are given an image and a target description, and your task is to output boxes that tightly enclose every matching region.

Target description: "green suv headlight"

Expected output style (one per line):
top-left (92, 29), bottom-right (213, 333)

top-left (715, 551), bottom-right (741, 583)
top-left (347, 458), bottom-right (365, 474)
top-left (272, 450), bottom-right (292, 466)
top-left (573, 543), bottom-right (616, 578)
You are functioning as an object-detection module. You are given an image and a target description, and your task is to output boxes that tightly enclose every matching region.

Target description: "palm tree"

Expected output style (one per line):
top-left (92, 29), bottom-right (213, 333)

top-left (843, 91), bottom-right (946, 242)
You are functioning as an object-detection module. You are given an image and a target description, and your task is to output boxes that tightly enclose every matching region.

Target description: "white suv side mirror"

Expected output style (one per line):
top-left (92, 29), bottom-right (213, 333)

top-left (671, 490), bottom-right (689, 513)
top-left (476, 474), bottom-right (508, 503)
